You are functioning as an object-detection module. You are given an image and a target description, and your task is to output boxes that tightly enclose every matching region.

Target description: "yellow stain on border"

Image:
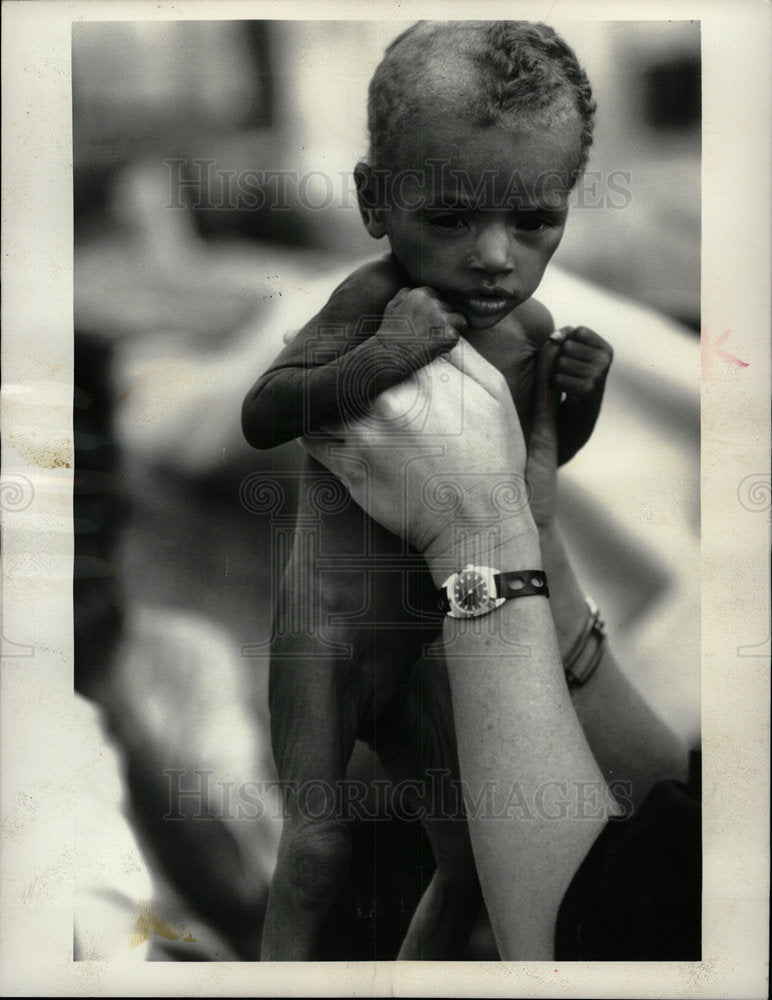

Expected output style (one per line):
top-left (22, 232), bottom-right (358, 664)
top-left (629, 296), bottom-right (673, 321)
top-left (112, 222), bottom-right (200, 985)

top-left (129, 900), bottom-right (196, 948)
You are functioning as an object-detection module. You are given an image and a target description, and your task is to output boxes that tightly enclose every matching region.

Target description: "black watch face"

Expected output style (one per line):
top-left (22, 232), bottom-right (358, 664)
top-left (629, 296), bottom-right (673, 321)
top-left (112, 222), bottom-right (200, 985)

top-left (454, 568), bottom-right (489, 613)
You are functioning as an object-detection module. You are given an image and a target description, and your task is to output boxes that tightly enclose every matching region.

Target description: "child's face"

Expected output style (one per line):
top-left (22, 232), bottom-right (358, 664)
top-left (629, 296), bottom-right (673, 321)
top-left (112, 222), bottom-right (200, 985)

top-left (372, 115), bottom-right (581, 331)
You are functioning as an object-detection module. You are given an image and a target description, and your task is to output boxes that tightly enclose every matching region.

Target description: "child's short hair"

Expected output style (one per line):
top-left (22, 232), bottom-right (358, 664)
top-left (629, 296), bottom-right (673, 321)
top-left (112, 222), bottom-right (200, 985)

top-left (367, 20), bottom-right (596, 184)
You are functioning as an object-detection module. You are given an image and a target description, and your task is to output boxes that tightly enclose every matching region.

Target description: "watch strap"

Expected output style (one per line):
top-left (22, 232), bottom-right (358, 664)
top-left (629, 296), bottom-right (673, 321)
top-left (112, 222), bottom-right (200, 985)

top-left (437, 568), bottom-right (549, 615)
top-left (494, 570), bottom-right (550, 600)
top-left (437, 575), bottom-right (605, 689)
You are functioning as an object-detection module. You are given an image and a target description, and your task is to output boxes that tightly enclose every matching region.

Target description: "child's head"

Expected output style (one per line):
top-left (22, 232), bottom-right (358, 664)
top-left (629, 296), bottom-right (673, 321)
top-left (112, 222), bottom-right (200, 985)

top-left (368, 21), bottom-right (595, 180)
top-left (355, 21), bottom-right (596, 330)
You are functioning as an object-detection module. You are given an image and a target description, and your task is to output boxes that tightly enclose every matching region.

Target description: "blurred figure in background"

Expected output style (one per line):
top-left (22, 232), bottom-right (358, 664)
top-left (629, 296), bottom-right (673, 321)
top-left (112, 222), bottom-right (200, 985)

top-left (74, 329), bottom-right (279, 960)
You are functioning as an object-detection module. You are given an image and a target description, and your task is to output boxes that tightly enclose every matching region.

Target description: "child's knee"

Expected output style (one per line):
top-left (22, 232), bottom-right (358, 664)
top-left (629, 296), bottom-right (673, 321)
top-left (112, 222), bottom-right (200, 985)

top-left (280, 819), bottom-right (352, 911)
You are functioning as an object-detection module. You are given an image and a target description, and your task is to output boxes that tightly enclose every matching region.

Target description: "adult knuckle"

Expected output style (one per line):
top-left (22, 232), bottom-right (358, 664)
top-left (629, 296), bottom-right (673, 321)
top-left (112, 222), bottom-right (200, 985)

top-left (491, 368), bottom-right (508, 393)
top-left (380, 384), bottom-right (409, 416)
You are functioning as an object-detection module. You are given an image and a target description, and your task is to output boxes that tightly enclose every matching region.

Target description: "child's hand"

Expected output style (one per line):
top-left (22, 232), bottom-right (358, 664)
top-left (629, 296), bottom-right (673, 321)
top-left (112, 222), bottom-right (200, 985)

top-left (380, 286), bottom-right (467, 348)
top-left (551, 325), bottom-right (613, 401)
top-left (331, 287), bottom-right (468, 418)
top-left (550, 325), bottom-right (613, 465)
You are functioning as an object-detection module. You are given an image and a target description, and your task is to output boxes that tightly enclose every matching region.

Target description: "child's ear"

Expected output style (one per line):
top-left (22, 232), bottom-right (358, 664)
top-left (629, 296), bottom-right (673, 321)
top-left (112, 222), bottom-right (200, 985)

top-left (354, 161), bottom-right (388, 239)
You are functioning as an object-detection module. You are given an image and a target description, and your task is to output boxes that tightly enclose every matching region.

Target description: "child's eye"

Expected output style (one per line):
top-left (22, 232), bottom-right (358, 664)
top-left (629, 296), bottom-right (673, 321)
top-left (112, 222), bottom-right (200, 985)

top-left (514, 213), bottom-right (549, 232)
top-left (427, 213), bottom-right (467, 232)
top-left (513, 209), bottom-right (567, 233)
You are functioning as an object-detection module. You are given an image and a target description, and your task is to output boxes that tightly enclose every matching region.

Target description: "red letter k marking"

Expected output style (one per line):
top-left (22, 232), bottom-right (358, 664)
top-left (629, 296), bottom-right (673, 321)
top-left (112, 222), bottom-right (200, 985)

top-left (701, 330), bottom-right (750, 379)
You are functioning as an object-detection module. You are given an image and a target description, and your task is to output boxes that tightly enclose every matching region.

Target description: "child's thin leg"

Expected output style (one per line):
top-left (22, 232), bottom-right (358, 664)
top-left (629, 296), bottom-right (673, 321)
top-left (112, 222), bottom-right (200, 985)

top-left (397, 869), bottom-right (482, 960)
top-left (260, 628), bottom-right (359, 960)
top-left (260, 498), bottom-right (367, 961)
top-left (373, 650), bottom-right (483, 960)
top-left (260, 502), bottom-right (422, 959)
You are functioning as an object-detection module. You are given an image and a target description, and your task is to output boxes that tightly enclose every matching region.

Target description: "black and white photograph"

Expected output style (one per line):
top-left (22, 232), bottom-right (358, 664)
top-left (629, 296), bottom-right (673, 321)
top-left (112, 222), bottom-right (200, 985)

top-left (1, 2), bottom-right (769, 995)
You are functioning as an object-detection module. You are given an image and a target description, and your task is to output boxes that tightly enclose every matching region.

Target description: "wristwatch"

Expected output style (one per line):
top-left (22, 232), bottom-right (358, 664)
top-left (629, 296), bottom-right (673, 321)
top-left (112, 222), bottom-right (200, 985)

top-left (437, 564), bottom-right (549, 618)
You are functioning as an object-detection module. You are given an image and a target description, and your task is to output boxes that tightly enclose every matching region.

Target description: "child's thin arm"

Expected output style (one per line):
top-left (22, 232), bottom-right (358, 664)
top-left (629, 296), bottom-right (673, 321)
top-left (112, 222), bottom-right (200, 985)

top-left (242, 324), bottom-right (457, 449)
top-left (552, 326), bottom-right (613, 466)
top-left (242, 258), bottom-right (465, 450)
top-left (242, 256), bottom-right (404, 450)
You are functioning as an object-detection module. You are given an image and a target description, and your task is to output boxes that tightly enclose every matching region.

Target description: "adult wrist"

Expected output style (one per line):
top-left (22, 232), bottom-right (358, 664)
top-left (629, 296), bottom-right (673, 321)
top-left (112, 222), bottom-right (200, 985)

top-left (424, 520), bottom-right (542, 589)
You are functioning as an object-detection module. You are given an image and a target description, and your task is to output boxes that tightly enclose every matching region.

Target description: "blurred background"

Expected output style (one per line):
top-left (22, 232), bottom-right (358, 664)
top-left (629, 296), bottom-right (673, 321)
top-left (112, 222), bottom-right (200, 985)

top-left (72, 19), bottom-right (701, 961)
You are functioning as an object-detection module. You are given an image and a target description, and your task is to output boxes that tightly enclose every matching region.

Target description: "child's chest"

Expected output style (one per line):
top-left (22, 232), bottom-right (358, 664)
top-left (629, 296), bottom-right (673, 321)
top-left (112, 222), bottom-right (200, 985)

top-left (463, 316), bottom-right (542, 421)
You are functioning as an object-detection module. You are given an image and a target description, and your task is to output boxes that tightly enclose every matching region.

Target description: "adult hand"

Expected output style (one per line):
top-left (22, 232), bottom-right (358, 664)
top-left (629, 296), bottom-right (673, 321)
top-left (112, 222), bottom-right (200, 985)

top-left (302, 339), bottom-right (539, 576)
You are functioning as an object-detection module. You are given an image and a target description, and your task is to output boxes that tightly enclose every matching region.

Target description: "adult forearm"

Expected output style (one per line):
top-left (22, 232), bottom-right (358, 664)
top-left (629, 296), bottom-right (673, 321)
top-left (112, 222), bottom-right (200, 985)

top-left (426, 533), bottom-right (618, 959)
top-left (539, 524), bottom-right (690, 806)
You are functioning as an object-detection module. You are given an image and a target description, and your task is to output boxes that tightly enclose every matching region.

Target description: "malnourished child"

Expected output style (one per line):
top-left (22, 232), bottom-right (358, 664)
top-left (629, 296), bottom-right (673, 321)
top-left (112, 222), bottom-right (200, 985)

top-left (243, 20), bottom-right (613, 959)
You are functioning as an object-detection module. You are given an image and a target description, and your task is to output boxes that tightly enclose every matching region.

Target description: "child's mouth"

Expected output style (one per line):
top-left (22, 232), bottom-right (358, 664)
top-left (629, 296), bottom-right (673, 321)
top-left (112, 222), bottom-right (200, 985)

top-left (466, 297), bottom-right (512, 315)
top-left (461, 288), bottom-right (517, 317)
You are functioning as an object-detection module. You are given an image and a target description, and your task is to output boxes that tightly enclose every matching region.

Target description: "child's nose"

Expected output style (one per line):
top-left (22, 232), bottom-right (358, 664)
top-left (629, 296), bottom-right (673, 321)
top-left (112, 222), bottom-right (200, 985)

top-left (470, 224), bottom-right (515, 276)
